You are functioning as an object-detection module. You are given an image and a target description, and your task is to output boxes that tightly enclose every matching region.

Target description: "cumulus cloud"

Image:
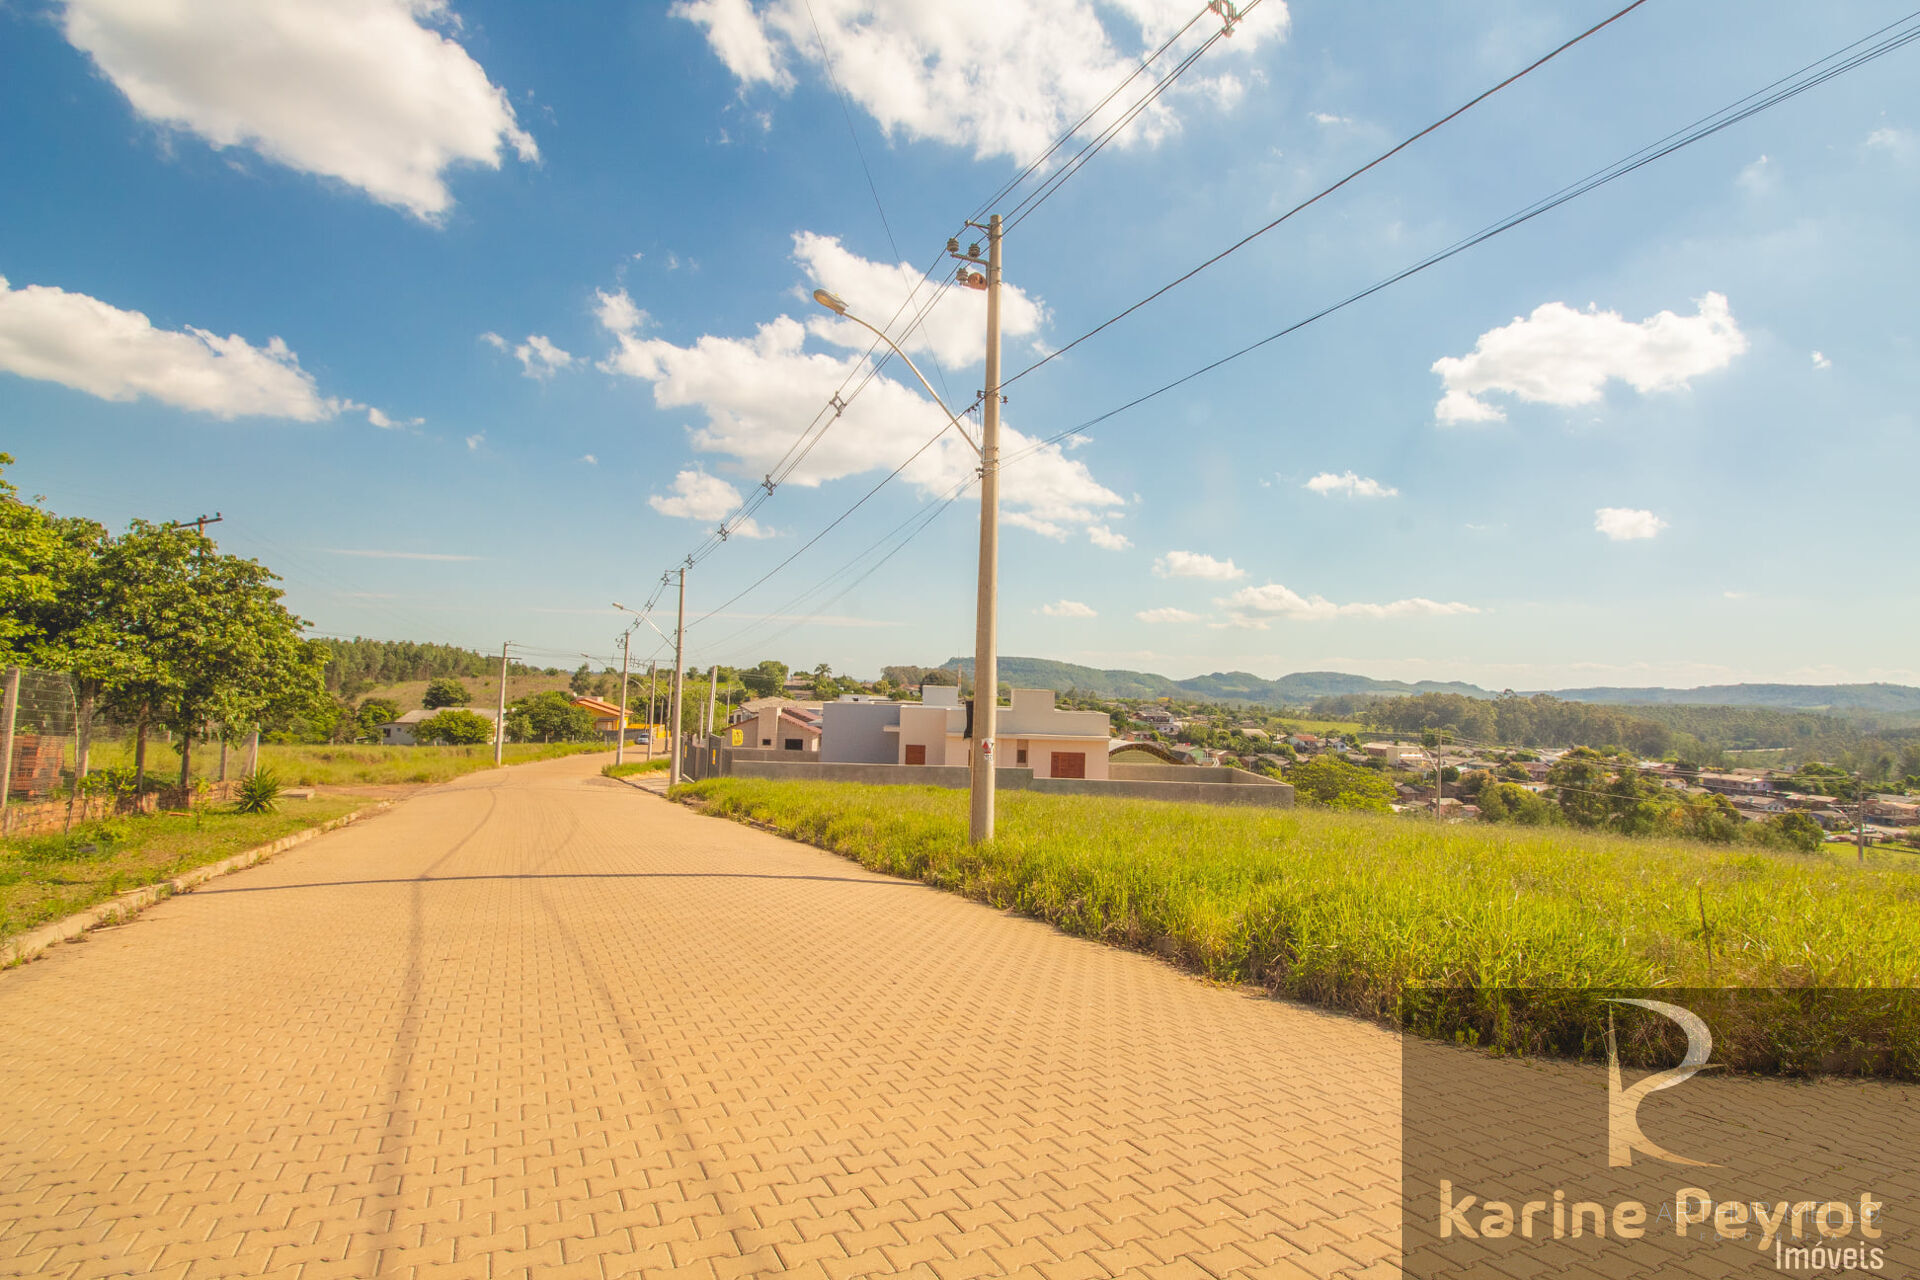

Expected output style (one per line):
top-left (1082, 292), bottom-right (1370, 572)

top-left (0, 274), bottom-right (344, 420)
top-left (1136, 607), bottom-right (1200, 623)
top-left (674, 0), bottom-right (1285, 162)
top-left (1154, 550), bottom-right (1243, 581)
top-left (62, 0), bottom-right (536, 221)
top-left (1594, 507), bottom-right (1666, 541)
top-left (1305, 470), bottom-right (1397, 499)
top-left (465, 432), bottom-right (484, 450)
top-left (1310, 111), bottom-right (1350, 126)
top-left (483, 331), bottom-right (574, 379)
top-left (1811, 350), bottom-right (1831, 370)
top-left (647, 469), bottom-right (771, 538)
top-left (1041, 600), bottom-right (1097, 618)
top-left (796, 232), bottom-right (1045, 368)
top-left (581, 453), bottom-right (598, 465)
top-left (1087, 524), bottom-right (1131, 550)
top-left (1432, 292), bottom-right (1748, 424)
top-left (1216, 583), bottom-right (1477, 628)
top-left (364, 406), bottom-right (422, 429)
top-left (597, 269), bottom-right (1122, 541)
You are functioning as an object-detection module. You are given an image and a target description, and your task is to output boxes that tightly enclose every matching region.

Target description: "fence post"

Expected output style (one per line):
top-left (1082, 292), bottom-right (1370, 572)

top-left (0, 666), bottom-right (19, 833)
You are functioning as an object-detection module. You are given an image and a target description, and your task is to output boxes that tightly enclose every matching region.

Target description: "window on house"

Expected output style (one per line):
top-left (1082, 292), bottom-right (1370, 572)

top-left (1016, 741), bottom-right (1028, 765)
top-left (905, 744), bottom-right (927, 766)
top-left (783, 738), bottom-right (803, 751)
top-left (761, 738), bottom-right (772, 747)
top-left (1051, 751), bottom-right (1086, 779)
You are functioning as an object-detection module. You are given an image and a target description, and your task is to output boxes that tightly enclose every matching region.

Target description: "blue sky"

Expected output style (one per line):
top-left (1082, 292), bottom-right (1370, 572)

top-left (4, 0), bottom-right (1916, 689)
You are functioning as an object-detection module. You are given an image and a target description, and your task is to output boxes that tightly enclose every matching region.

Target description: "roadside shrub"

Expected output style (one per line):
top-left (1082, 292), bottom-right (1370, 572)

top-left (1286, 755), bottom-right (1394, 812)
top-left (234, 770), bottom-right (283, 814)
top-left (413, 709), bottom-right (495, 745)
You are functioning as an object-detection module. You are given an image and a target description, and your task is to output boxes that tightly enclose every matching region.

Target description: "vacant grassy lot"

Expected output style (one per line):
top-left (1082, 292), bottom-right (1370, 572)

top-left (681, 777), bottom-right (1920, 1076)
top-left (1, 798), bottom-right (364, 945)
top-left (603, 758), bottom-right (670, 779)
top-left (89, 740), bottom-right (606, 787)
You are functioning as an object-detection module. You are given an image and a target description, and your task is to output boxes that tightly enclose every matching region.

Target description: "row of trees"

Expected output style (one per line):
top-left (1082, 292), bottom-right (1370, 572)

top-left (1, 455), bottom-right (327, 791)
top-left (1355, 692), bottom-right (1677, 758)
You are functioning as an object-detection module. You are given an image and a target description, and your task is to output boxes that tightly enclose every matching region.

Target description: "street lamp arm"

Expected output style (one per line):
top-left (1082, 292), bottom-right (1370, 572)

top-left (812, 291), bottom-right (981, 457)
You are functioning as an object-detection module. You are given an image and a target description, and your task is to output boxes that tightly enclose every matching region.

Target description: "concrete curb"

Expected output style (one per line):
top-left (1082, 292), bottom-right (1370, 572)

top-left (2, 801), bottom-right (394, 969)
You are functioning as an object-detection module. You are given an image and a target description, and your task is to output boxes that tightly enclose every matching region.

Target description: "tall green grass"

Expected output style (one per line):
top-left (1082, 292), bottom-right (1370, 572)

top-left (85, 740), bottom-right (605, 787)
top-left (682, 778), bottom-right (1920, 1076)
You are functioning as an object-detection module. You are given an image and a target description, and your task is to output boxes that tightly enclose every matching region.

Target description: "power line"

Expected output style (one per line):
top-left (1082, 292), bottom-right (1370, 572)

top-left (999, 9), bottom-right (1920, 472)
top-left (998, 0), bottom-right (1652, 388)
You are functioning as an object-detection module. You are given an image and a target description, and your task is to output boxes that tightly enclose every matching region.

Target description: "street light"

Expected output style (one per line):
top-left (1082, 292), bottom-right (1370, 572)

top-left (813, 214), bottom-right (1003, 844)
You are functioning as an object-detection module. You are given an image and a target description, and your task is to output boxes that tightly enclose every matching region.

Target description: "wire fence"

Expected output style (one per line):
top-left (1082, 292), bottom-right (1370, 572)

top-left (0, 666), bottom-right (243, 838)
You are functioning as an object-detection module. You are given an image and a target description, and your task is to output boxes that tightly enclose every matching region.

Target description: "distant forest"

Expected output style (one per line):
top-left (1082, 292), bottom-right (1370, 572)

top-left (321, 638), bottom-right (538, 696)
top-left (1339, 691), bottom-right (1920, 775)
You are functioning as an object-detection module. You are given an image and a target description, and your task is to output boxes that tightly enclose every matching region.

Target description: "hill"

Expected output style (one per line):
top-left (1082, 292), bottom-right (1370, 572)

top-left (937, 656), bottom-right (1920, 715)
top-left (941, 657), bottom-right (1488, 705)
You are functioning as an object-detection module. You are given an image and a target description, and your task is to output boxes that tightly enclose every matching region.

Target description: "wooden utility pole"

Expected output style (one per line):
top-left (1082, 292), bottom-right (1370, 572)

top-left (706, 665), bottom-right (718, 738)
top-left (646, 661), bottom-right (657, 761)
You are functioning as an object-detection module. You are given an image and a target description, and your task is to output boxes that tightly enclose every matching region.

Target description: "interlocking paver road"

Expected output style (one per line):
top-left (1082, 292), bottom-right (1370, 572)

top-left (1, 755), bottom-right (1402, 1279)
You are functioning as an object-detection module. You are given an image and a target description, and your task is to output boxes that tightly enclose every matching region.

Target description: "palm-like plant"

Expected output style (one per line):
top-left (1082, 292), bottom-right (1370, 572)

top-left (234, 769), bottom-right (283, 814)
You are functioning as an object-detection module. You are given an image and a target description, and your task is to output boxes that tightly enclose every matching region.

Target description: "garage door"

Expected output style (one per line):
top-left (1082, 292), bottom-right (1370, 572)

top-left (1050, 751), bottom-right (1086, 779)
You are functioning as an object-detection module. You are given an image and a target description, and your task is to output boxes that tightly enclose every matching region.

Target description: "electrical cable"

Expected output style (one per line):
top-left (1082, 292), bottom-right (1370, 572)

top-left (997, 9), bottom-right (1920, 472)
top-left (998, 0), bottom-right (1652, 389)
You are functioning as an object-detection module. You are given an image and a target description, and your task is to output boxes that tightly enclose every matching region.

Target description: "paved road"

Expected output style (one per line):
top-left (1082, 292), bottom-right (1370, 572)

top-left (0, 754), bottom-right (1400, 1279)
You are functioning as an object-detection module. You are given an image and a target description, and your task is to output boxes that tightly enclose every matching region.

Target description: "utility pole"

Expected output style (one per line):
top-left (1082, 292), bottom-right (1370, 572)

top-left (615, 627), bottom-right (633, 767)
top-left (706, 665), bottom-right (718, 738)
top-left (1856, 774), bottom-right (1869, 864)
top-left (166, 512), bottom-right (224, 537)
top-left (646, 661), bottom-right (657, 761)
top-left (0, 667), bottom-right (19, 820)
top-left (494, 641), bottom-right (511, 766)
top-left (669, 568), bottom-right (687, 785)
top-left (968, 213), bottom-right (1003, 845)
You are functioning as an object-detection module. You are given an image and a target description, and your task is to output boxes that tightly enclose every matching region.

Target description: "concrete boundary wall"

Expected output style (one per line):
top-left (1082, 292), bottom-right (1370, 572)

top-left (718, 758), bottom-right (1293, 808)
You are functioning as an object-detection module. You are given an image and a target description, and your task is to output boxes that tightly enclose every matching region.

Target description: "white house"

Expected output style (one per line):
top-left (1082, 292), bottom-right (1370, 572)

top-left (818, 686), bottom-right (1113, 778)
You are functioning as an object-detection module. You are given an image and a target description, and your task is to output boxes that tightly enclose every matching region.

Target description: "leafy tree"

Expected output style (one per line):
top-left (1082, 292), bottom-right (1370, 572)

top-left (570, 663), bottom-right (593, 695)
top-left (1662, 792), bottom-right (1741, 844)
top-left (1287, 756), bottom-right (1395, 813)
top-left (1546, 749), bottom-right (1614, 828)
top-left (740, 659), bottom-right (788, 698)
top-left (507, 690), bottom-right (596, 742)
top-left (0, 454), bottom-right (68, 663)
top-left (413, 709), bottom-right (495, 745)
top-left (423, 677), bottom-right (471, 708)
top-left (355, 698), bottom-right (401, 740)
top-left (1477, 783), bottom-right (1561, 826)
top-left (1758, 810), bottom-right (1824, 853)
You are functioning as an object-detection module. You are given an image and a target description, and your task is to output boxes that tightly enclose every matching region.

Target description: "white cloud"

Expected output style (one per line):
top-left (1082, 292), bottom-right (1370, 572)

top-left (598, 275), bottom-right (1121, 541)
top-left (1865, 126), bottom-right (1913, 157)
top-left (1594, 507), bottom-right (1666, 541)
top-left (62, 0), bottom-right (537, 221)
top-left (484, 331), bottom-right (574, 379)
top-left (1432, 292), bottom-right (1748, 424)
top-left (0, 274), bottom-right (340, 420)
top-left (647, 469), bottom-right (771, 538)
top-left (1305, 470), bottom-right (1398, 499)
top-left (1811, 350), bottom-right (1831, 370)
top-left (1736, 154), bottom-right (1776, 196)
top-left (1136, 607), bottom-right (1200, 623)
top-left (1041, 600), bottom-right (1097, 618)
top-left (1310, 111), bottom-right (1350, 126)
top-left (796, 232), bottom-right (1045, 368)
top-left (1154, 550), bottom-right (1243, 581)
top-left (1217, 583), bottom-right (1477, 628)
top-left (674, 0), bottom-right (1285, 163)
top-left (581, 453), bottom-right (598, 465)
top-left (465, 432), bottom-right (484, 450)
top-left (1087, 524), bottom-right (1131, 550)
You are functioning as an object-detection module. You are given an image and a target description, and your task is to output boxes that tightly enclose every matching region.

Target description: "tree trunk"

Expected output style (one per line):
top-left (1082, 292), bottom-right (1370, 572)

top-left (179, 729), bottom-right (192, 799)
top-left (134, 718), bottom-right (148, 794)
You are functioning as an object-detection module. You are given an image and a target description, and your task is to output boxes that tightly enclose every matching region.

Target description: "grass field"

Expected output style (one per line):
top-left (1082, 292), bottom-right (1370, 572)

top-left (342, 673), bottom-right (579, 714)
top-left (87, 740), bottom-right (607, 787)
top-left (603, 759), bottom-right (670, 779)
top-left (680, 777), bottom-right (1920, 1077)
top-left (1, 798), bottom-right (364, 944)
top-left (1273, 716), bottom-right (1364, 736)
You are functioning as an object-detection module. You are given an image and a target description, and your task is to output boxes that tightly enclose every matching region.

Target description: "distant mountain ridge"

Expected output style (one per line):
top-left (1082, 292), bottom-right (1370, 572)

top-left (940, 656), bottom-right (1920, 714)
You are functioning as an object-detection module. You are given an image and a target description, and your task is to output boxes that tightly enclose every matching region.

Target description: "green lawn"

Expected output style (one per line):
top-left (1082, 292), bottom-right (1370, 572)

top-left (1, 798), bottom-right (364, 945)
top-left (86, 739), bottom-right (607, 787)
top-left (602, 758), bottom-right (670, 779)
top-left (679, 777), bottom-right (1920, 1077)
